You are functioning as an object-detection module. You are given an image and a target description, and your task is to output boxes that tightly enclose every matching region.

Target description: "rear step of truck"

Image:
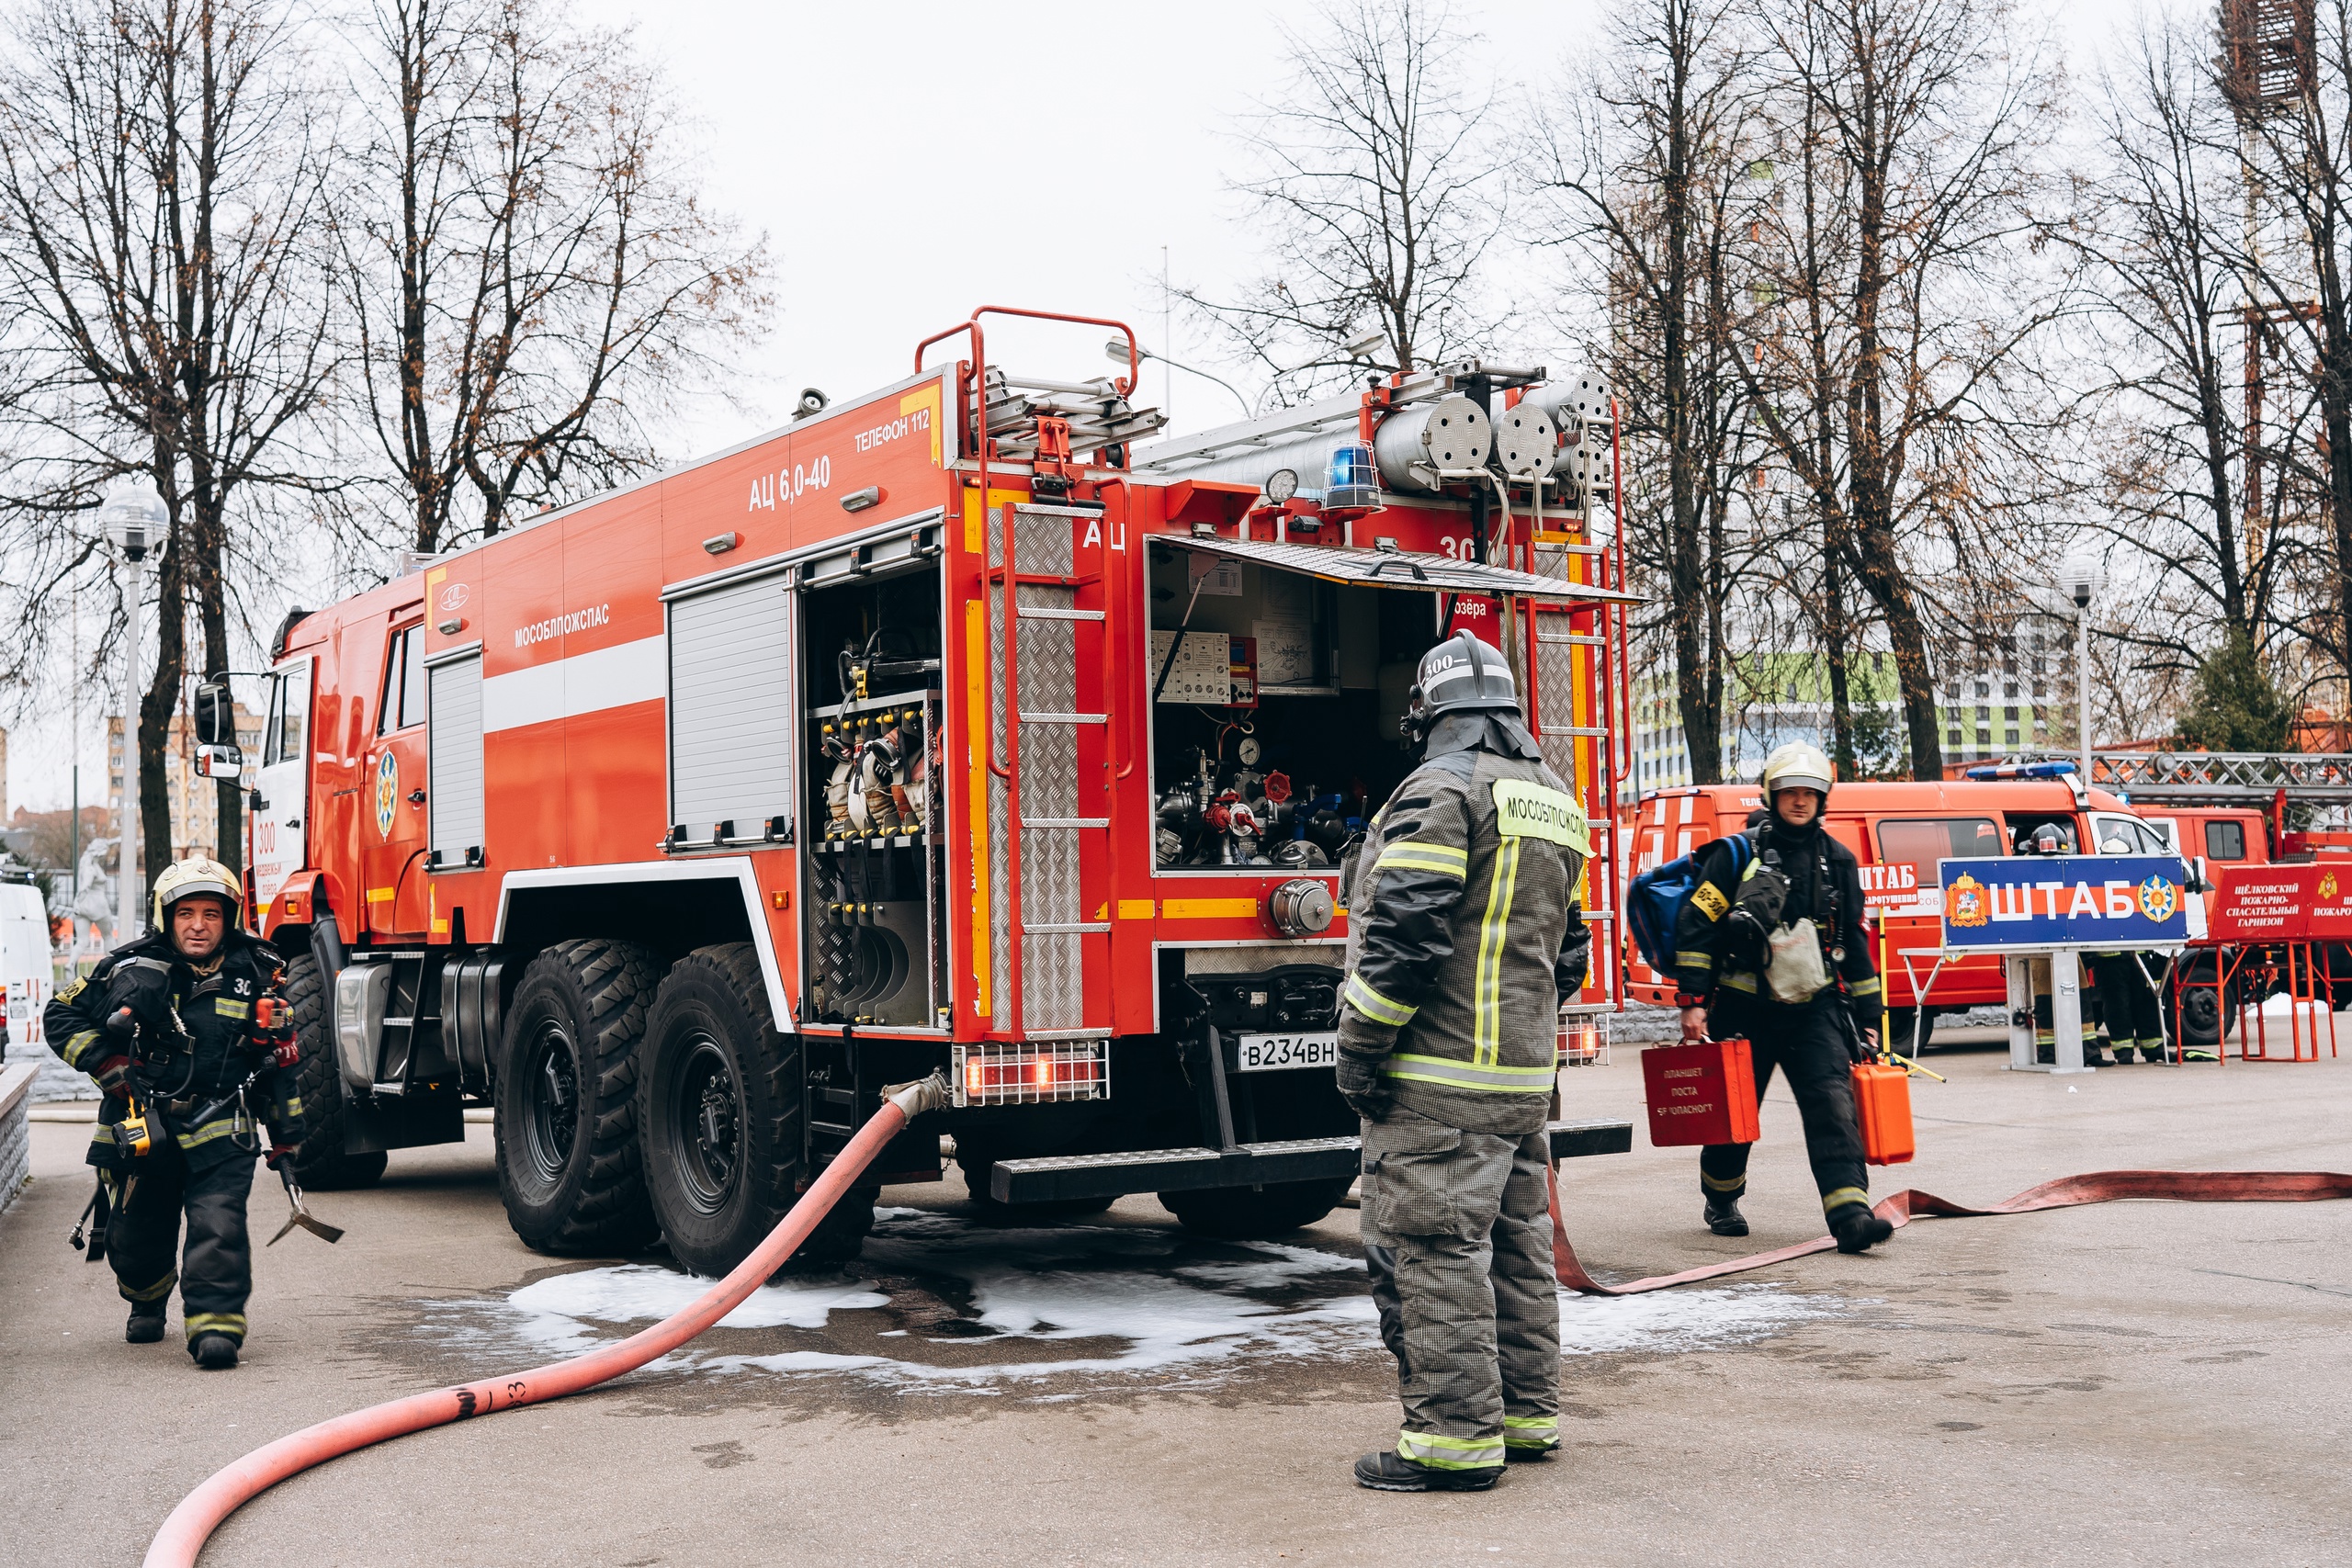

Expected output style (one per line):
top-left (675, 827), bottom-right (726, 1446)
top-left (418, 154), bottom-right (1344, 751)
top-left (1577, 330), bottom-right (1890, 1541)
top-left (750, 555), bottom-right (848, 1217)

top-left (987, 1117), bottom-right (1634, 1204)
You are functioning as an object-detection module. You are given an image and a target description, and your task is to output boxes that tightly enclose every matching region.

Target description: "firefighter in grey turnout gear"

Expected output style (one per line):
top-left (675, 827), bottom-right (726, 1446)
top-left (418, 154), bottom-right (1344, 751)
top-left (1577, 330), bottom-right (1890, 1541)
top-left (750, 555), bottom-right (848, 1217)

top-left (45, 858), bottom-right (306, 1369)
top-left (1671, 742), bottom-right (1892, 1254)
top-left (1337, 631), bottom-right (1592, 1492)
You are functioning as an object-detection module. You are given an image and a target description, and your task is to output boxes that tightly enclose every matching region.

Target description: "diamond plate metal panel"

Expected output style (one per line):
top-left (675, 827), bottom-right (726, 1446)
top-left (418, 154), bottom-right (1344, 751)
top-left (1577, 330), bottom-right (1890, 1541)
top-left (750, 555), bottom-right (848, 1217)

top-left (1533, 624), bottom-right (1581, 788)
top-left (1012, 558), bottom-right (1086, 1032)
top-left (1012, 506), bottom-right (1075, 575)
top-left (1024, 930), bottom-right (1086, 1032)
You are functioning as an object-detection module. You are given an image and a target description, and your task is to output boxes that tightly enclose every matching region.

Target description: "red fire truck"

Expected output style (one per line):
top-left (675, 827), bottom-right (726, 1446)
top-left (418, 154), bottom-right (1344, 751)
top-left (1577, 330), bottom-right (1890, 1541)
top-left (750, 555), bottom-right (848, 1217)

top-left (193, 307), bottom-right (1635, 1272)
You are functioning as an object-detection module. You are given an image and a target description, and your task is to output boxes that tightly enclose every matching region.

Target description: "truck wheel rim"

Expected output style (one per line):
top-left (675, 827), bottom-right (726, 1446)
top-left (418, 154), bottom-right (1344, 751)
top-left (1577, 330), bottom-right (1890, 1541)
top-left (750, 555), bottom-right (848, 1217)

top-left (671, 1032), bottom-right (739, 1215)
top-left (522, 1021), bottom-right (580, 1185)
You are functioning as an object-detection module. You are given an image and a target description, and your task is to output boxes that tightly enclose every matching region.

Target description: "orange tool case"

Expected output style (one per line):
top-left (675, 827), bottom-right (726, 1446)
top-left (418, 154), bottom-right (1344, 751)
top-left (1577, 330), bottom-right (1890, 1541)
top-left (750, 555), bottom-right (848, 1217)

top-left (1850, 1061), bottom-right (1916, 1165)
top-left (1641, 1038), bottom-right (1761, 1147)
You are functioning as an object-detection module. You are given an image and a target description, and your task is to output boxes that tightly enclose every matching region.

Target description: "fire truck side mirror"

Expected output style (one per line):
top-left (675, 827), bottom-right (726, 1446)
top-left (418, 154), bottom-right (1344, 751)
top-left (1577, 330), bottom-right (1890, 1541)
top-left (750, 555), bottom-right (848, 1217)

top-left (194, 744), bottom-right (243, 781)
top-left (194, 678), bottom-right (234, 746)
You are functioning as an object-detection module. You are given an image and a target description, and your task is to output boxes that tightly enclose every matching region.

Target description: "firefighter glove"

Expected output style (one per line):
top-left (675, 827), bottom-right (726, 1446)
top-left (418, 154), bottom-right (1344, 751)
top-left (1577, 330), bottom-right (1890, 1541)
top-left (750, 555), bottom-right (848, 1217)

top-left (102, 958), bottom-right (173, 1032)
top-left (1719, 852), bottom-right (1791, 972)
top-left (1335, 1053), bottom-right (1392, 1122)
top-left (94, 1055), bottom-right (133, 1099)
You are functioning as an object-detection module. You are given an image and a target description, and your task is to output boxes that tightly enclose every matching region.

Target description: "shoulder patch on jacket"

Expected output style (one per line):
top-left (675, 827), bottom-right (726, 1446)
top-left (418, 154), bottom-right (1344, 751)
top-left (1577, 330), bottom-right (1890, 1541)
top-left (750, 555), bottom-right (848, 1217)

top-left (1491, 779), bottom-right (1590, 852)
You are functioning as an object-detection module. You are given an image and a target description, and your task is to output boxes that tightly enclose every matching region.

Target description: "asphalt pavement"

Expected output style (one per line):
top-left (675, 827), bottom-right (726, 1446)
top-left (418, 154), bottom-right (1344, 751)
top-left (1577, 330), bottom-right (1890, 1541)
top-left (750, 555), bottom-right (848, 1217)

top-left (4, 1038), bottom-right (2348, 1567)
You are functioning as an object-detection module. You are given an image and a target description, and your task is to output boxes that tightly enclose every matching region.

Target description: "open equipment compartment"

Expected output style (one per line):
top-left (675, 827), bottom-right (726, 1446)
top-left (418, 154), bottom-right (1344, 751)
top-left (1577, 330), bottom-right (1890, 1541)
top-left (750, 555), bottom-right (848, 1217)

top-left (796, 536), bottom-right (948, 1029)
top-left (1145, 540), bottom-right (1442, 874)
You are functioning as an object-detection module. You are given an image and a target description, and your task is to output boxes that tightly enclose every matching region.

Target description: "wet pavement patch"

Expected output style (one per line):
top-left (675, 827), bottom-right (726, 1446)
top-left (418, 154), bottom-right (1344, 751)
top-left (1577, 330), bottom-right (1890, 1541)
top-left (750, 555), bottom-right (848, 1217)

top-left (397, 1208), bottom-right (1849, 1407)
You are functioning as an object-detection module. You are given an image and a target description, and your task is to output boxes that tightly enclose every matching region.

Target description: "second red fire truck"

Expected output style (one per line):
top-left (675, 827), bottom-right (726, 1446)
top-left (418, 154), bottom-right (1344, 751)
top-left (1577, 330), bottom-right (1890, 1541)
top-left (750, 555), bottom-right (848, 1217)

top-left (194, 307), bottom-right (1636, 1272)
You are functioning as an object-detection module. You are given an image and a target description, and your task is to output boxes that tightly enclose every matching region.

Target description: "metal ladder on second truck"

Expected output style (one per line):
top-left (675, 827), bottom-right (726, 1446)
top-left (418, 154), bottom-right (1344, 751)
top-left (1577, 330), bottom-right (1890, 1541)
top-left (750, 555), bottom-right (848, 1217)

top-left (987, 498), bottom-right (1114, 1043)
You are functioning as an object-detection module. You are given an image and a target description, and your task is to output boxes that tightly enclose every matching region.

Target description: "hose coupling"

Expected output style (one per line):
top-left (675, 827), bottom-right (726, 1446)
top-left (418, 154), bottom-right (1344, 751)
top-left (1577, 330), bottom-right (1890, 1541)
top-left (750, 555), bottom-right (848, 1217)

top-left (880, 1069), bottom-right (952, 1121)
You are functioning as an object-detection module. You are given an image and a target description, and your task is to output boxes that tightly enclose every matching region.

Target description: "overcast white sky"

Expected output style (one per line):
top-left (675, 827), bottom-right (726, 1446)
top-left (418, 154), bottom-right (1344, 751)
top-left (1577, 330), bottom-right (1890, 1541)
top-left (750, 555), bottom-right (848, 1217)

top-left (10, 0), bottom-right (2165, 812)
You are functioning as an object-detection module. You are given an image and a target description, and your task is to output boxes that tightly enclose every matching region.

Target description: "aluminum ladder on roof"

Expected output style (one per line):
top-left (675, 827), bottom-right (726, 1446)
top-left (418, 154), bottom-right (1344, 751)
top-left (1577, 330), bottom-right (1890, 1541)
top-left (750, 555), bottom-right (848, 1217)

top-left (986, 500), bottom-right (1112, 1041)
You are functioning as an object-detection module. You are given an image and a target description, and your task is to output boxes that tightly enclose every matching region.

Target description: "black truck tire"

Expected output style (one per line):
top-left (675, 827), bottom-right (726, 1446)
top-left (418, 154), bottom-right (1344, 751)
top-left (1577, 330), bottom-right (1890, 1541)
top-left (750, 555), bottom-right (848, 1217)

top-left (1158, 1177), bottom-right (1354, 1238)
top-left (2177, 960), bottom-right (2237, 1051)
top-left (639, 943), bottom-right (874, 1274)
top-left (494, 939), bottom-right (662, 1256)
top-left (281, 952), bottom-right (389, 1190)
top-left (1884, 1007), bottom-right (1937, 1057)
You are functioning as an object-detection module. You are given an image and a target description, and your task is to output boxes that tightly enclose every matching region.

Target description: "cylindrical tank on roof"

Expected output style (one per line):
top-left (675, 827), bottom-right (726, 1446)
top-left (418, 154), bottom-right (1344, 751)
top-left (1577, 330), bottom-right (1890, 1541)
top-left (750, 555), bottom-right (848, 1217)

top-left (1525, 371), bottom-right (1614, 490)
top-left (1142, 428), bottom-right (1363, 497)
top-left (1491, 400), bottom-right (1558, 479)
top-left (1529, 371), bottom-right (1613, 437)
top-left (1372, 394), bottom-right (1490, 491)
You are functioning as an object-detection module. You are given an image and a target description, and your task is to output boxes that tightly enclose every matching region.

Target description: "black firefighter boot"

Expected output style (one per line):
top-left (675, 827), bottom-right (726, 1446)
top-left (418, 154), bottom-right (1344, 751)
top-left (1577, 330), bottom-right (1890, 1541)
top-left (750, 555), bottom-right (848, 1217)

top-left (125, 1303), bottom-right (166, 1344)
top-left (191, 1334), bottom-right (240, 1371)
top-left (1354, 1450), bottom-right (1502, 1493)
top-left (1703, 1191), bottom-right (1749, 1237)
top-left (1828, 1201), bottom-right (1894, 1255)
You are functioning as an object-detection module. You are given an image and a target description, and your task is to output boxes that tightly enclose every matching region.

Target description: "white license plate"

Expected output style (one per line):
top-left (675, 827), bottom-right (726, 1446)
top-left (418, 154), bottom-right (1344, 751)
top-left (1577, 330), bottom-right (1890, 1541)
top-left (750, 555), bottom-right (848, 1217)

top-left (1234, 1032), bottom-right (1340, 1071)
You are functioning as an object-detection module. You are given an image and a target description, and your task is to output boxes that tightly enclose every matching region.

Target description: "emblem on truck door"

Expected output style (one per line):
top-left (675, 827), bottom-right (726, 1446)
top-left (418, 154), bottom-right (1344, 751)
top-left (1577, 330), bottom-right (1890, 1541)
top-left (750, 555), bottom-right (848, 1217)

top-left (375, 750), bottom-right (400, 838)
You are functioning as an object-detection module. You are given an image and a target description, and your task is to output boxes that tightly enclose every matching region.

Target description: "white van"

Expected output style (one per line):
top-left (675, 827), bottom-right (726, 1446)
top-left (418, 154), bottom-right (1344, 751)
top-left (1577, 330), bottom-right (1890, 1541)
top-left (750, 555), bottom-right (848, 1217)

top-left (0, 880), bottom-right (51, 1050)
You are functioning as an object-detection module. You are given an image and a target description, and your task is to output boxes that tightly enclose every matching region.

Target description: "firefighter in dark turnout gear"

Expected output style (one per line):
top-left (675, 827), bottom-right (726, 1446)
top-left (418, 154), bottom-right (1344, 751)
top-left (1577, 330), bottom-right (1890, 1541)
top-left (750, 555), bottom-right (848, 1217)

top-left (1337, 632), bottom-right (1592, 1492)
top-left (1672, 743), bottom-right (1892, 1254)
top-left (46, 858), bottom-right (306, 1368)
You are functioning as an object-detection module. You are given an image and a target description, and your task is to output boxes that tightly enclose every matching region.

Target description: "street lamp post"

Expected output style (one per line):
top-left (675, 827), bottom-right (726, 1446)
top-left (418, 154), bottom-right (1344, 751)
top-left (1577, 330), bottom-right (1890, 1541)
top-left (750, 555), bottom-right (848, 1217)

top-left (99, 477), bottom-right (166, 942)
top-left (1105, 340), bottom-right (1254, 420)
top-left (2058, 557), bottom-right (2106, 778)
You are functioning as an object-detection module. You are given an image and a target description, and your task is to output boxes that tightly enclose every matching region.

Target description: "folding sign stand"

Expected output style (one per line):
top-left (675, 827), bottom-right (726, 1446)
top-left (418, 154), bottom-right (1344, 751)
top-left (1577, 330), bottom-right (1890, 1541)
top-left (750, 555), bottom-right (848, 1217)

top-left (2007, 949), bottom-right (2089, 1074)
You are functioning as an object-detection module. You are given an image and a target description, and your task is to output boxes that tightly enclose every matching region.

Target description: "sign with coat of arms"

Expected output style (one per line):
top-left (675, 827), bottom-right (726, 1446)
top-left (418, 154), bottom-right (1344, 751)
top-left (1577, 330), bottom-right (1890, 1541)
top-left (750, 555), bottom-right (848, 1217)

top-left (1937, 855), bottom-right (2202, 951)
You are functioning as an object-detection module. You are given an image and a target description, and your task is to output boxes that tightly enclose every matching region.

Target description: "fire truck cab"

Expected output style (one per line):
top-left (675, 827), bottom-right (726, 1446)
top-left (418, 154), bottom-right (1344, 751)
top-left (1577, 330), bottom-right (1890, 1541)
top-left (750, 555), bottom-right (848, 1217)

top-left (200, 309), bottom-right (1634, 1272)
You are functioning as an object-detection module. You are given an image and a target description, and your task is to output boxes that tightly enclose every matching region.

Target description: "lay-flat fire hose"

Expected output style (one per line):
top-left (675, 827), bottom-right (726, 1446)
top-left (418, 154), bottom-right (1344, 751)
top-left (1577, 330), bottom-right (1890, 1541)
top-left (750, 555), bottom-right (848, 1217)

top-left (149, 1073), bottom-right (2348, 1564)
top-left (143, 1071), bottom-right (952, 1568)
top-left (1545, 1166), bottom-right (2352, 1295)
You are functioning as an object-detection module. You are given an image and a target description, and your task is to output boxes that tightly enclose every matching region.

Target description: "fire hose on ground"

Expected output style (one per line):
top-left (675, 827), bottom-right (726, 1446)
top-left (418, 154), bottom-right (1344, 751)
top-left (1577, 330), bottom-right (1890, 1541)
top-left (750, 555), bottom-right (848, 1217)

top-left (1546, 1166), bottom-right (2352, 1294)
top-left (142, 1071), bottom-right (955, 1568)
top-left (147, 1067), bottom-right (2352, 1565)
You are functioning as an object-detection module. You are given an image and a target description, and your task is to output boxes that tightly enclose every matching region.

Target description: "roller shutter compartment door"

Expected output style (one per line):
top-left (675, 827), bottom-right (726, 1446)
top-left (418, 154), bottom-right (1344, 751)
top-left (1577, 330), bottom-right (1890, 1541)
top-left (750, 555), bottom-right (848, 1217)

top-left (669, 574), bottom-right (792, 839)
top-left (428, 652), bottom-right (485, 863)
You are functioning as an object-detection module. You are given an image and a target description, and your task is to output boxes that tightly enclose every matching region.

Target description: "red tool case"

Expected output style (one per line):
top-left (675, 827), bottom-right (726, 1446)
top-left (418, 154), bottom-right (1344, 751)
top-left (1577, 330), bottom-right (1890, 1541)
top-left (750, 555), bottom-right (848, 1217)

top-left (1640, 1038), bottom-right (1761, 1147)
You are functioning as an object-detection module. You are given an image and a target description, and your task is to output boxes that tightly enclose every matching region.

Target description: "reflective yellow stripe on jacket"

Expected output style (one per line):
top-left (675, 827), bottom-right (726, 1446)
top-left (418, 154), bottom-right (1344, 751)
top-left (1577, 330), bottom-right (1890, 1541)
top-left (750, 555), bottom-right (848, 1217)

top-left (1373, 842), bottom-right (1469, 879)
top-left (1472, 838), bottom-right (1524, 1066)
top-left (1345, 973), bottom-right (1417, 1029)
top-left (1376, 1053), bottom-right (1555, 1094)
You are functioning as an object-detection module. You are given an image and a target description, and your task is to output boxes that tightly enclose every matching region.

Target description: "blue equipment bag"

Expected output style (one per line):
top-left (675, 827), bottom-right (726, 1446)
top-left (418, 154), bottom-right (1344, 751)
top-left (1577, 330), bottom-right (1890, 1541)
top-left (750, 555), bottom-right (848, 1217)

top-left (1626, 830), bottom-right (1753, 977)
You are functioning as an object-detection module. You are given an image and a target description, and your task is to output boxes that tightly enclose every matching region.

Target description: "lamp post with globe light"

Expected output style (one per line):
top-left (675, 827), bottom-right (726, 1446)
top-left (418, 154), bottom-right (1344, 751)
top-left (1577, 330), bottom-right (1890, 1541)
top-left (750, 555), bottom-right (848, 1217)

top-left (98, 476), bottom-right (166, 939)
top-left (2058, 556), bottom-right (2106, 778)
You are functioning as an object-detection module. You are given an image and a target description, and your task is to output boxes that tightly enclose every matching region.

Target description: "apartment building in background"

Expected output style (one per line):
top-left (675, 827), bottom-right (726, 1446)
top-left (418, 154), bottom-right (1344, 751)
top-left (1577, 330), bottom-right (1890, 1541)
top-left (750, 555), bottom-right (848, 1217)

top-left (107, 703), bottom-right (264, 861)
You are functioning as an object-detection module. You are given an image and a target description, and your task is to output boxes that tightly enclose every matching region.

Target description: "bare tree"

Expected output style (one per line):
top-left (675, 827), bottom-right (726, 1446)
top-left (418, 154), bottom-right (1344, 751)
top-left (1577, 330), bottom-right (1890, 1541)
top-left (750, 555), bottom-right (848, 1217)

top-left (1182, 0), bottom-right (1502, 402)
top-left (1730, 0), bottom-right (2068, 779)
top-left (342, 0), bottom-right (768, 551)
top-left (2215, 0), bottom-right (2352, 705)
top-left (1532, 0), bottom-right (1763, 783)
top-left (2076, 13), bottom-right (2316, 705)
top-left (0, 0), bottom-right (341, 883)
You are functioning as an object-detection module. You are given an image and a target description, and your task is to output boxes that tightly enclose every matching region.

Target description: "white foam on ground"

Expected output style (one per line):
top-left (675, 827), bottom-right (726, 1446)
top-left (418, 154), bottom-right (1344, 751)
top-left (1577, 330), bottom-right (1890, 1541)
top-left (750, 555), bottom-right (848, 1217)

top-left (1557, 1283), bottom-right (1842, 1353)
top-left (500, 1265), bottom-right (889, 1355)
top-left (435, 1208), bottom-right (1846, 1393)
